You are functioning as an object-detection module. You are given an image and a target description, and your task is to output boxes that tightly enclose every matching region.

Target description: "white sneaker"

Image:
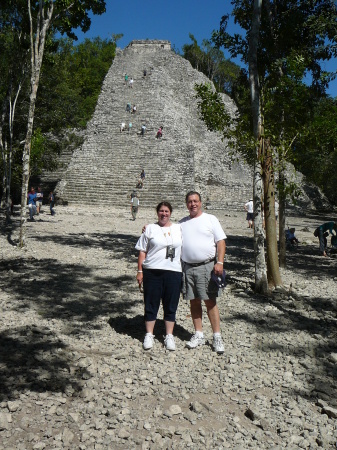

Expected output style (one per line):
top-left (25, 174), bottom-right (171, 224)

top-left (143, 333), bottom-right (154, 350)
top-left (164, 334), bottom-right (176, 351)
top-left (186, 333), bottom-right (205, 349)
top-left (212, 335), bottom-right (224, 354)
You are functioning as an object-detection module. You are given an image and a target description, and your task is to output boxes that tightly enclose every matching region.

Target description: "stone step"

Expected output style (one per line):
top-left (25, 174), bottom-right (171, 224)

top-left (45, 40), bottom-right (253, 208)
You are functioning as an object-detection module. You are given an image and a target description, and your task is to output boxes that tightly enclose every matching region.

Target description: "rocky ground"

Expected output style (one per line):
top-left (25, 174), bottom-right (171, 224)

top-left (0, 204), bottom-right (336, 449)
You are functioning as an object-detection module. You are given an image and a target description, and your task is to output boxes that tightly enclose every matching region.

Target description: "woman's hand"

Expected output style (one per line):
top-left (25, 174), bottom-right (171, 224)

top-left (136, 272), bottom-right (143, 286)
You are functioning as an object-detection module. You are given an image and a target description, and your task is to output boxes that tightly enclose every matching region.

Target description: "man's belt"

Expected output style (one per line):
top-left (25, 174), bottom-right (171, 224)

top-left (183, 257), bottom-right (215, 267)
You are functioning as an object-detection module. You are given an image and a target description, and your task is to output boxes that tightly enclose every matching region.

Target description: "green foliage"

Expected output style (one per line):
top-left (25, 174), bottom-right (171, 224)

top-left (295, 97), bottom-right (337, 204)
top-left (211, 0), bottom-right (337, 204)
top-left (51, 0), bottom-right (106, 40)
top-left (182, 34), bottom-right (240, 94)
top-left (36, 37), bottom-right (116, 130)
top-left (1, 1), bottom-right (107, 44)
top-left (111, 33), bottom-right (123, 44)
top-left (30, 128), bottom-right (46, 175)
top-left (1, 0), bottom-right (109, 223)
top-left (0, 34), bottom-right (115, 202)
top-left (194, 83), bottom-right (231, 131)
top-left (194, 82), bottom-right (256, 165)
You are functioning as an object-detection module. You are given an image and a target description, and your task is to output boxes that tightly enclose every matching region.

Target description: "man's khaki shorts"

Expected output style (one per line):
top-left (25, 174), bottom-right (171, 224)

top-left (183, 260), bottom-right (218, 301)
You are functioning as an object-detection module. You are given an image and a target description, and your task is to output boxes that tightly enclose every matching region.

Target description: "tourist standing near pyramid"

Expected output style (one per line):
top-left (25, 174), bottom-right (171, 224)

top-left (180, 191), bottom-right (226, 354)
top-left (130, 194), bottom-right (140, 220)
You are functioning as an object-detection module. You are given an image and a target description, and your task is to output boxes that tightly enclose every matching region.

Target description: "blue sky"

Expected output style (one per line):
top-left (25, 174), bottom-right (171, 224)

top-left (74, 0), bottom-right (336, 97)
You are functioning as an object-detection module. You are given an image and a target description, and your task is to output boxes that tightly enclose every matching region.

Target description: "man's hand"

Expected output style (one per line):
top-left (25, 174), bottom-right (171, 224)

top-left (213, 263), bottom-right (223, 276)
top-left (215, 240), bottom-right (226, 275)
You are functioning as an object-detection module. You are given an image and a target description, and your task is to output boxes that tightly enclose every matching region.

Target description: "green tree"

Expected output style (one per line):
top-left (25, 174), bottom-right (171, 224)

top-left (182, 34), bottom-right (240, 95)
top-left (196, 0), bottom-right (337, 288)
top-left (2, 0), bottom-right (107, 246)
top-left (0, 34), bottom-right (116, 211)
top-left (295, 97), bottom-right (337, 205)
top-left (0, 10), bottom-right (30, 221)
top-left (36, 37), bottom-right (117, 130)
top-left (182, 34), bottom-right (204, 72)
top-left (212, 0), bottom-right (337, 280)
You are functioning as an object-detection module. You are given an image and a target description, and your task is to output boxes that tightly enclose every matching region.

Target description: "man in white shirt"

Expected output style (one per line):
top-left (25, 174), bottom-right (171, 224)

top-left (131, 195), bottom-right (139, 220)
top-left (180, 191), bottom-right (226, 354)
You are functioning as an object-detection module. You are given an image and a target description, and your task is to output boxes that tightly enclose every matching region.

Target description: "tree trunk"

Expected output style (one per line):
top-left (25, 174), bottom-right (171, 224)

top-left (264, 0), bottom-right (286, 269)
top-left (19, 0), bottom-right (53, 246)
top-left (4, 140), bottom-right (11, 223)
top-left (20, 86), bottom-right (36, 246)
top-left (1, 144), bottom-right (8, 209)
top-left (253, 154), bottom-right (267, 293)
top-left (262, 139), bottom-right (282, 287)
top-left (248, 0), bottom-right (268, 294)
top-left (6, 80), bottom-right (22, 223)
top-left (278, 166), bottom-right (286, 267)
top-left (0, 99), bottom-right (7, 208)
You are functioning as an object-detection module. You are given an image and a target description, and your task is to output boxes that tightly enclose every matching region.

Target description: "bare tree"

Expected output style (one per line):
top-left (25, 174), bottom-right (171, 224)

top-left (19, 1), bottom-right (53, 245)
top-left (18, 0), bottom-right (106, 246)
top-left (248, 0), bottom-right (269, 293)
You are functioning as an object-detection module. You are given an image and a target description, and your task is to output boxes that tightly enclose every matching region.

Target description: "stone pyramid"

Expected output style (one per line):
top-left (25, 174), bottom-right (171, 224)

top-left (55, 39), bottom-right (253, 209)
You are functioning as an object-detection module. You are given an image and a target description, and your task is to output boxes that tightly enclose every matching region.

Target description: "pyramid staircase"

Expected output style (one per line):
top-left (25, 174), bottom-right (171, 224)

top-left (53, 40), bottom-right (252, 209)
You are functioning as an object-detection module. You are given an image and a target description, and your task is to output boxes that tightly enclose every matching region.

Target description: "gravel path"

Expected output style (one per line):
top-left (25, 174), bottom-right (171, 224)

top-left (0, 205), bottom-right (336, 449)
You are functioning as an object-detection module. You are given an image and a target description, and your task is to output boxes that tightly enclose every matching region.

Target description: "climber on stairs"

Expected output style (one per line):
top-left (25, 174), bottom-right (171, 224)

top-left (156, 126), bottom-right (163, 139)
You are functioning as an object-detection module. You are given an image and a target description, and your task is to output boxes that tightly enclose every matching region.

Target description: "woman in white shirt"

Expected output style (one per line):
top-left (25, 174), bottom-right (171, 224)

top-left (135, 202), bottom-right (182, 351)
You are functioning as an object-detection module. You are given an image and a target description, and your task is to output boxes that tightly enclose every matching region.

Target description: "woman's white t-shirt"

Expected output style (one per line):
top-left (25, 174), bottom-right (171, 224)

top-left (135, 223), bottom-right (182, 272)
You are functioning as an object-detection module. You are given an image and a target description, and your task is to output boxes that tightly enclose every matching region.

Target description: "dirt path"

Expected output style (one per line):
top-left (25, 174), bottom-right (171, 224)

top-left (0, 205), bottom-right (336, 449)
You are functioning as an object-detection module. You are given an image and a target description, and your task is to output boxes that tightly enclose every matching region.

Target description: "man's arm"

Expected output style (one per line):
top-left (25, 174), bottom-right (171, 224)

top-left (214, 240), bottom-right (226, 275)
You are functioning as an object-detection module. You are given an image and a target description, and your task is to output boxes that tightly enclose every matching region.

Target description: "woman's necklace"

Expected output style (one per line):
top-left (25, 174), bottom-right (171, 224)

top-left (158, 222), bottom-right (171, 236)
top-left (158, 222), bottom-right (172, 239)
top-left (159, 223), bottom-right (174, 261)
top-left (162, 228), bottom-right (171, 237)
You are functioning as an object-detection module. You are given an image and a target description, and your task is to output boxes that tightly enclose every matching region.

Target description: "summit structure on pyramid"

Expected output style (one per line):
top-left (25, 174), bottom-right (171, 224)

top-left (55, 39), bottom-right (254, 209)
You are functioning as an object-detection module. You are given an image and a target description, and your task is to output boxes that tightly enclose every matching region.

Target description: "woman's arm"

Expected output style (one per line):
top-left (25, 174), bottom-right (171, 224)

top-left (136, 251), bottom-right (146, 286)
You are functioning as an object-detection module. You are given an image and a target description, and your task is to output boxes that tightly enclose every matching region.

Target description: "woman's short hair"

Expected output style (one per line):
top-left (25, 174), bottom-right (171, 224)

top-left (156, 201), bottom-right (172, 213)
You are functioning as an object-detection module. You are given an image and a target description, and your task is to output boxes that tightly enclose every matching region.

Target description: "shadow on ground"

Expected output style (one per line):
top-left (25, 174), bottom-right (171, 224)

top-left (0, 257), bottom-right (136, 323)
top-left (225, 291), bottom-right (337, 406)
top-left (0, 325), bottom-right (85, 402)
top-left (222, 232), bottom-right (337, 406)
top-left (35, 231), bottom-right (139, 259)
top-left (108, 314), bottom-right (191, 344)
